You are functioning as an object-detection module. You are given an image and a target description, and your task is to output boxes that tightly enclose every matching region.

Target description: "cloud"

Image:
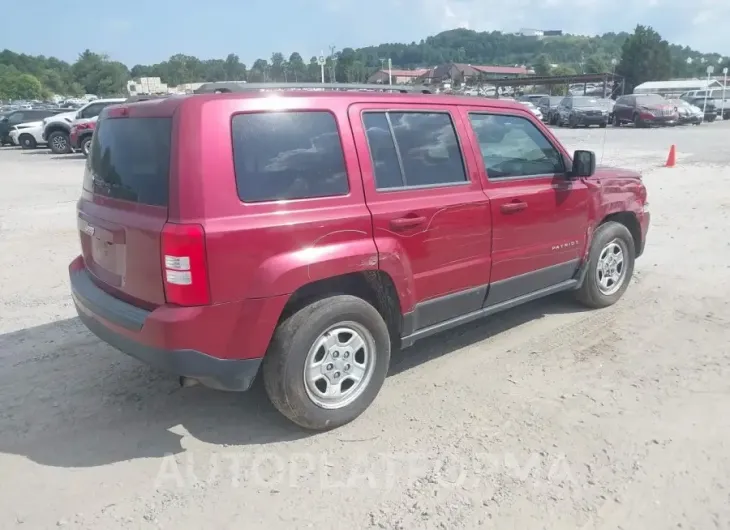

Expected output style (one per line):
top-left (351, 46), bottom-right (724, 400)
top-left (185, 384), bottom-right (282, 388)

top-left (367, 0), bottom-right (730, 54)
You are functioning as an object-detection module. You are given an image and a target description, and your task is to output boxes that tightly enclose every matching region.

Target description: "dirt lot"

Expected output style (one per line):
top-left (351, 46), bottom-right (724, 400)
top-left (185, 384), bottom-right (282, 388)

top-left (1, 123), bottom-right (729, 530)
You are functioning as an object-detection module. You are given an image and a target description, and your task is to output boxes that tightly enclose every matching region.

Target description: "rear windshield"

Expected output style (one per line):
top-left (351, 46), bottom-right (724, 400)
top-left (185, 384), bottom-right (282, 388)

top-left (84, 117), bottom-right (172, 206)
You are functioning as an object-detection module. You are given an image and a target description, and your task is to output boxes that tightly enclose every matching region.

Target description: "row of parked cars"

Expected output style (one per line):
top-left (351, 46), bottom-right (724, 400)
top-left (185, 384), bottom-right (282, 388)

top-left (517, 92), bottom-right (722, 129)
top-left (0, 98), bottom-right (126, 156)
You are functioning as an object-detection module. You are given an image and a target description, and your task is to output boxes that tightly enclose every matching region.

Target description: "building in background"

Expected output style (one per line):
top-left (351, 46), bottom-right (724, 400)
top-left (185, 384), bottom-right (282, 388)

top-left (126, 77), bottom-right (168, 95)
top-left (516, 28), bottom-right (544, 37)
top-left (367, 68), bottom-right (429, 84)
top-left (417, 63), bottom-right (533, 85)
top-left (633, 79), bottom-right (722, 97)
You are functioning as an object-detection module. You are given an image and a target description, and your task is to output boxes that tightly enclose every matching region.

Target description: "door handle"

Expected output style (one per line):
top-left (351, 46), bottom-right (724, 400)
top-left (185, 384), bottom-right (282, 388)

top-left (500, 201), bottom-right (528, 213)
top-left (390, 215), bottom-right (427, 230)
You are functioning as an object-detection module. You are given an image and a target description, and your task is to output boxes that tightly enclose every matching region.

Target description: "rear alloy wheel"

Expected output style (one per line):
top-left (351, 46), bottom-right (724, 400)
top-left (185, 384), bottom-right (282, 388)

top-left (48, 131), bottom-right (71, 154)
top-left (81, 137), bottom-right (92, 157)
top-left (263, 295), bottom-right (391, 430)
top-left (575, 221), bottom-right (635, 308)
top-left (19, 134), bottom-right (37, 149)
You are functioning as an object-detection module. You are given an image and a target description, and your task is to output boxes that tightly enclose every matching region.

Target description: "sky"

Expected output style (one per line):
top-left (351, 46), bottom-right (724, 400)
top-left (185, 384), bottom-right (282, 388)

top-left (3, 0), bottom-right (730, 66)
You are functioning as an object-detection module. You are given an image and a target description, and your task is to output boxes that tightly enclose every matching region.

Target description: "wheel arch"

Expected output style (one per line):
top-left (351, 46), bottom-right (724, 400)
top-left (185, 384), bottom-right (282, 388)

top-left (279, 270), bottom-right (403, 348)
top-left (599, 211), bottom-right (642, 257)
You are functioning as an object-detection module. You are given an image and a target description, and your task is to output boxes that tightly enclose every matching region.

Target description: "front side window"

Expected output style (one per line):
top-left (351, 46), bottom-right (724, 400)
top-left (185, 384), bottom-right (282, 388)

top-left (363, 111), bottom-right (467, 190)
top-left (232, 111), bottom-right (349, 202)
top-left (468, 113), bottom-right (564, 179)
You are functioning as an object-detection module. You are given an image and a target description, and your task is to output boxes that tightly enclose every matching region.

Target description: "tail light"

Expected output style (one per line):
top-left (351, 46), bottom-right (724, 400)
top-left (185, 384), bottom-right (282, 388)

top-left (161, 223), bottom-right (210, 306)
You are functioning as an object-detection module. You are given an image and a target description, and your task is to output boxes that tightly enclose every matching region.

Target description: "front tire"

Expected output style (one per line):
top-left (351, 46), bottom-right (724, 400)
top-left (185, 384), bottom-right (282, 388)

top-left (263, 295), bottom-right (391, 430)
top-left (575, 221), bottom-right (635, 309)
top-left (48, 131), bottom-right (71, 154)
top-left (81, 137), bottom-right (92, 157)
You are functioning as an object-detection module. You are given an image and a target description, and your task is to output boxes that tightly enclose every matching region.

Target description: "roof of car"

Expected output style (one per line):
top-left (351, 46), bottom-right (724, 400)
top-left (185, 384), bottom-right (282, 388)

top-left (108, 85), bottom-right (533, 118)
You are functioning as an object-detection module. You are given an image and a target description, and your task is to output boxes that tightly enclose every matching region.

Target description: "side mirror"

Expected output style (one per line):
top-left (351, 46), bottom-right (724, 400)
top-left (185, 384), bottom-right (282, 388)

top-left (75, 111), bottom-right (82, 120)
top-left (571, 150), bottom-right (596, 178)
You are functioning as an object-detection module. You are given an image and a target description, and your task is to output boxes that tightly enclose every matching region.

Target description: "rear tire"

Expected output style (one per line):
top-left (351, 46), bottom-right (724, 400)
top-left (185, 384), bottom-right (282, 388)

top-left (19, 134), bottom-right (37, 149)
top-left (575, 221), bottom-right (635, 309)
top-left (612, 114), bottom-right (620, 127)
top-left (263, 295), bottom-right (391, 431)
top-left (48, 131), bottom-right (71, 154)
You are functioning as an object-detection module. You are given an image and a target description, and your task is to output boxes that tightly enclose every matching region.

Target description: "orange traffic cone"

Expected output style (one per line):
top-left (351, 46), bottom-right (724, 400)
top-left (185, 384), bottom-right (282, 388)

top-left (665, 144), bottom-right (676, 167)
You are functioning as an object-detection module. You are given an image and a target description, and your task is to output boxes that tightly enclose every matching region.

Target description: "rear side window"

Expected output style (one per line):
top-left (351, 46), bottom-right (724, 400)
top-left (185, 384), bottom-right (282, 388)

top-left (362, 111), bottom-right (467, 190)
top-left (232, 111), bottom-right (349, 202)
top-left (84, 117), bottom-right (172, 206)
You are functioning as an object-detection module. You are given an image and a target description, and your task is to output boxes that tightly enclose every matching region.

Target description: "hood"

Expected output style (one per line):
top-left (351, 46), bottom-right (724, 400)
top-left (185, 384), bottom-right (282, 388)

top-left (594, 166), bottom-right (642, 180)
top-left (573, 105), bottom-right (608, 112)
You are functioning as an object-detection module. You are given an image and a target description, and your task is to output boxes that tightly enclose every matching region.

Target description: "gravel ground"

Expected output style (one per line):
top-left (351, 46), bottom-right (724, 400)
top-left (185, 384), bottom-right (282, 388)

top-left (1, 122), bottom-right (729, 530)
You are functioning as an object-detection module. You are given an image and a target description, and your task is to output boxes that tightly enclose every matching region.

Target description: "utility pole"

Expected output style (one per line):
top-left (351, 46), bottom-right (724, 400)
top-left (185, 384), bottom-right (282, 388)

top-left (329, 45), bottom-right (337, 83)
top-left (318, 51), bottom-right (326, 84)
top-left (388, 57), bottom-right (392, 85)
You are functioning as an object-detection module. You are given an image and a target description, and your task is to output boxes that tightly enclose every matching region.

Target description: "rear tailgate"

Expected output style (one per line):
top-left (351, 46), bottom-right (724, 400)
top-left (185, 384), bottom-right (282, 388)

top-left (78, 113), bottom-right (172, 307)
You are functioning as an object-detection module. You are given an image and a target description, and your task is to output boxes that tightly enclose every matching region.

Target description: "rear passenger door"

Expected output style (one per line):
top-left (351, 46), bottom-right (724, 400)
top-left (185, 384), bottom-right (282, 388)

top-left (458, 106), bottom-right (589, 306)
top-left (348, 103), bottom-right (492, 331)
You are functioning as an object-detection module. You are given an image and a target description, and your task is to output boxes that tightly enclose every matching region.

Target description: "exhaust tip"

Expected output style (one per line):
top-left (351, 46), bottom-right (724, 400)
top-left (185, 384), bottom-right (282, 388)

top-left (179, 376), bottom-right (200, 388)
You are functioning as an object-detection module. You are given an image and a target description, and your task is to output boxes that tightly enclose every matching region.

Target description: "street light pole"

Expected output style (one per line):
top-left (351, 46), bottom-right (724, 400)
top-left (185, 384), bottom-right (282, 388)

top-left (388, 58), bottom-right (392, 85)
top-left (704, 65), bottom-right (715, 115)
top-left (723, 67), bottom-right (728, 118)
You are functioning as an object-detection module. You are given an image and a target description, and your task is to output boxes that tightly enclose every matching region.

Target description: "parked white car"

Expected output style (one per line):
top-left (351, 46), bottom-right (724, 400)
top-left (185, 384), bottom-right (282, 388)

top-left (521, 101), bottom-right (544, 121)
top-left (9, 121), bottom-right (46, 149)
top-left (42, 97), bottom-right (125, 154)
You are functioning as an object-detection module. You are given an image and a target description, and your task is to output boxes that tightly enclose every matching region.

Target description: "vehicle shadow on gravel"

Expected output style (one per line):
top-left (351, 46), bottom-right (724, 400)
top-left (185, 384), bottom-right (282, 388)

top-left (389, 294), bottom-right (587, 375)
top-left (0, 318), bottom-right (308, 469)
top-left (0, 295), bottom-right (587, 469)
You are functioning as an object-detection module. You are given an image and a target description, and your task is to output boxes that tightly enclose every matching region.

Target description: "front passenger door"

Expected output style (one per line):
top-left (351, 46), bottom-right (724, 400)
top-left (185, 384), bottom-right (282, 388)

top-left (459, 108), bottom-right (590, 306)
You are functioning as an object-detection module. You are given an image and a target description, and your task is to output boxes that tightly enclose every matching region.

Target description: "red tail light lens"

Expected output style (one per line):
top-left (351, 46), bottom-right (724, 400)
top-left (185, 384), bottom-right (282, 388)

top-left (161, 223), bottom-right (210, 306)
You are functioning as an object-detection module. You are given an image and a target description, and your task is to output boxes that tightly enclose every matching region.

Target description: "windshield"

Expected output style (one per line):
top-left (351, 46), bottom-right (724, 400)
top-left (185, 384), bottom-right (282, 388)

top-left (572, 97), bottom-right (610, 108)
top-left (635, 94), bottom-right (666, 105)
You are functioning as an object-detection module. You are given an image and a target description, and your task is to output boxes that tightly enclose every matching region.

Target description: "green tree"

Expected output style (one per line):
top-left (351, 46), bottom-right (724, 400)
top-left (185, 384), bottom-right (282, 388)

top-left (224, 53), bottom-right (246, 81)
top-left (270, 52), bottom-right (285, 81)
top-left (288, 52), bottom-right (306, 81)
top-left (0, 72), bottom-right (43, 99)
top-left (584, 55), bottom-right (608, 74)
top-left (307, 56), bottom-right (321, 82)
top-left (616, 25), bottom-right (671, 93)
top-left (534, 54), bottom-right (552, 76)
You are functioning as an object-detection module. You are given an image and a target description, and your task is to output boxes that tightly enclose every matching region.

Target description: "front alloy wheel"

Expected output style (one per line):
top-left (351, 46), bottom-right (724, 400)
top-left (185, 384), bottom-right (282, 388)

top-left (48, 131), bottom-right (71, 154)
top-left (575, 221), bottom-right (635, 308)
top-left (595, 240), bottom-right (627, 296)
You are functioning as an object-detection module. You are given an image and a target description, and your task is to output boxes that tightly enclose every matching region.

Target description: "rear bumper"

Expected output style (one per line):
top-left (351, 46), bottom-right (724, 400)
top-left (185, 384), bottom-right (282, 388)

top-left (69, 257), bottom-right (287, 391)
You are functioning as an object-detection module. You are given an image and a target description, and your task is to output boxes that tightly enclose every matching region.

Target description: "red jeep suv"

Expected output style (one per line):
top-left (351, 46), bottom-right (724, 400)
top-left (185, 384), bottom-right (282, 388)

top-left (69, 83), bottom-right (650, 430)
